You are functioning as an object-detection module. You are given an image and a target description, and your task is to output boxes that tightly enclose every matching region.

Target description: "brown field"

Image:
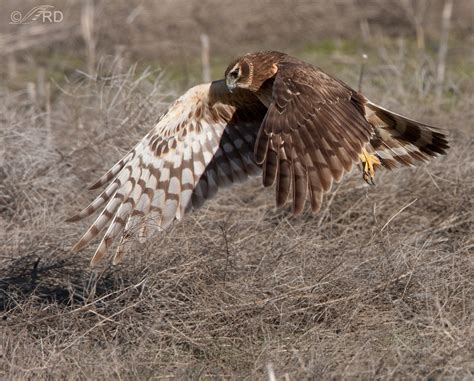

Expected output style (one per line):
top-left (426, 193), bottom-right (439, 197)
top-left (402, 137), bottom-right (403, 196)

top-left (1, 1), bottom-right (473, 379)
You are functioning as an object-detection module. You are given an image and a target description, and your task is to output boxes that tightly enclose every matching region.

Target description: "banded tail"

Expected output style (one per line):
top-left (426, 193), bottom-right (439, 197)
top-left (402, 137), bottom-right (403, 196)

top-left (365, 100), bottom-right (449, 169)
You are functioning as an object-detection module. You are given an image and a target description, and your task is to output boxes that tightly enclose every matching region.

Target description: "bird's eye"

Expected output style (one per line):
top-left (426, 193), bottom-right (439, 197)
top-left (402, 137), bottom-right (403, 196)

top-left (229, 70), bottom-right (239, 79)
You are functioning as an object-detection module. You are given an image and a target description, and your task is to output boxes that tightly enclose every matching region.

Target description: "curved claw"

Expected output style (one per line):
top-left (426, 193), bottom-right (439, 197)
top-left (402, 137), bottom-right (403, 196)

top-left (359, 149), bottom-right (380, 185)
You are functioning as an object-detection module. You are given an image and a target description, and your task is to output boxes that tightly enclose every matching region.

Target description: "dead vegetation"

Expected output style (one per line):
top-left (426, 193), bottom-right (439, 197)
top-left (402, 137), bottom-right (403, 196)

top-left (1, 0), bottom-right (473, 379)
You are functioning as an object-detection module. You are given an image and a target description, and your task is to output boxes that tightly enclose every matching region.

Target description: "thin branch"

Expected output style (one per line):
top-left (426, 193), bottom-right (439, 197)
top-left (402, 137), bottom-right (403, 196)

top-left (381, 198), bottom-right (418, 231)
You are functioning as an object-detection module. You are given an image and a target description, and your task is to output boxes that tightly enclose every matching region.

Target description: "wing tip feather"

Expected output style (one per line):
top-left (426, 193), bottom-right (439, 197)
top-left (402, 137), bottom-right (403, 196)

top-left (71, 239), bottom-right (88, 253)
top-left (65, 214), bottom-right (80, 223)
top-left (88, 181), bottom-right (103, 190)
top-left (90, 241), bottom-right (107, 267)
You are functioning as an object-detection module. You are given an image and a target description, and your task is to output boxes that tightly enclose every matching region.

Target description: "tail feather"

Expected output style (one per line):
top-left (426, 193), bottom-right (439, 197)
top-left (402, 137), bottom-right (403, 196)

top-left (365, 101), bottom-right (449, 169)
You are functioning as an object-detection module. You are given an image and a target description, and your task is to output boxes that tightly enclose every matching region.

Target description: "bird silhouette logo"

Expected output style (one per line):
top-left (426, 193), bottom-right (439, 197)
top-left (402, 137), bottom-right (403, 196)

top-left (10, 5), bottom-right (61, 24)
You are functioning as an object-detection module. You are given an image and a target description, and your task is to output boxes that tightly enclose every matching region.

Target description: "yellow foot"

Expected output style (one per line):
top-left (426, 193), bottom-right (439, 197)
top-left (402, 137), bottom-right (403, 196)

top-left (359, 148), bottom-right (381, 185)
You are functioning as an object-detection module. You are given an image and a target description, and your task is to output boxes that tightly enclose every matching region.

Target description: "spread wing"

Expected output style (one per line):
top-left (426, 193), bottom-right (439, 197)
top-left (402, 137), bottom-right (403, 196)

top-left (255, 58), bottom-right (374, 214)
top-left (68, 80), bottom-right (266, 266)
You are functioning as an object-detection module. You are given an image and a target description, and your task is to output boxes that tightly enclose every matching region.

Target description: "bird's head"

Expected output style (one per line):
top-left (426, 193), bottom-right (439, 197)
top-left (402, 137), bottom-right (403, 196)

top-left (224, 52), bottom-right (283, 93)
top-left (225, 56), bottom-right (253, 92)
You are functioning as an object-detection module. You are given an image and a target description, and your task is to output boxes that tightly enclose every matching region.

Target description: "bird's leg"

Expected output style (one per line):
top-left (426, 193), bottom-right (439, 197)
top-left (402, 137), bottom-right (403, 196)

top-left (359, 148), bottom-right (381, 185)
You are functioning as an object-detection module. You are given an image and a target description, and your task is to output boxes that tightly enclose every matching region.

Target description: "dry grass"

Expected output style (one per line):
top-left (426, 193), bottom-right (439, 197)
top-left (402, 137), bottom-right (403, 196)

top-left (1, 1), bottom-right (473, 379)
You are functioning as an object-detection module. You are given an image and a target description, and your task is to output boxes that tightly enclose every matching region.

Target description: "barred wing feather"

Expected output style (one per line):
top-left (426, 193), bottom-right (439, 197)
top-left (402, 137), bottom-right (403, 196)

top-left (67, 80), bottom-right (266, 266)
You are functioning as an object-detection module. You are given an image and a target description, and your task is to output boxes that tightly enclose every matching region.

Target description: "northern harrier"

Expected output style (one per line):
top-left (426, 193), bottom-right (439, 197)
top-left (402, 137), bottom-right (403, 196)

top-left (68, 51), bottom-right (449, 266)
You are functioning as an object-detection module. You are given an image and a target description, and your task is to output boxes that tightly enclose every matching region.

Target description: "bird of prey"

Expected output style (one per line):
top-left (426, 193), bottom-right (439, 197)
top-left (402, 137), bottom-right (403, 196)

top-left (67, 51), bottom-right (449, 266)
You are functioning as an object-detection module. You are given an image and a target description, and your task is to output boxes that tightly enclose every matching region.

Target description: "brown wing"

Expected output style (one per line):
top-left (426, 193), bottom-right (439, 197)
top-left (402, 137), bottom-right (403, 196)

top-left (68, 80), bottom-right (266, 266)
top-left (254, 58), bottom-right (374, 214)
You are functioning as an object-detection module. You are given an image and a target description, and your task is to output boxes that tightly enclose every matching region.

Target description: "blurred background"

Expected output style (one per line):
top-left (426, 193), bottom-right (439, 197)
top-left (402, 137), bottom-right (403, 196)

top-left (1, 1), bottom-right (473, 379)
top-left (1, 0), bottom-right (473, 91)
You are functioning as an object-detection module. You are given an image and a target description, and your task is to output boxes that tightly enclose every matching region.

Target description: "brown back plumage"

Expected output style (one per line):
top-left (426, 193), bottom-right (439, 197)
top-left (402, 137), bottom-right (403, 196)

top-left (250, 54), bottom-right (374, 213)
top-left (69, 51), bottom-right (448, 266)
top-left (239, 52), bottom-right (448, 212)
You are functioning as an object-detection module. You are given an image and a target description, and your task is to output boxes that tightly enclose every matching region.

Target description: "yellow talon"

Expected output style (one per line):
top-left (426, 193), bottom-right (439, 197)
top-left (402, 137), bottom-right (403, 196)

top-left (359, 148), bottom-right (381, 185)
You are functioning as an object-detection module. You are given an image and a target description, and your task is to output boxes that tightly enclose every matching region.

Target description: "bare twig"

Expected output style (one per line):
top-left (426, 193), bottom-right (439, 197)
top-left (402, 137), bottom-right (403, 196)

top-left (381, 198), bottom-right (418, 231)
top-left (0, 25), bottom-right (77, 54)
top-left (436, 0), bottom-right (454, 101)
top-left (81, 0), bottom-right (96, 75)
top-left (358, 53), bottom-right (368, 93)
top-left (200, 34), bottom-right (211, 83)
